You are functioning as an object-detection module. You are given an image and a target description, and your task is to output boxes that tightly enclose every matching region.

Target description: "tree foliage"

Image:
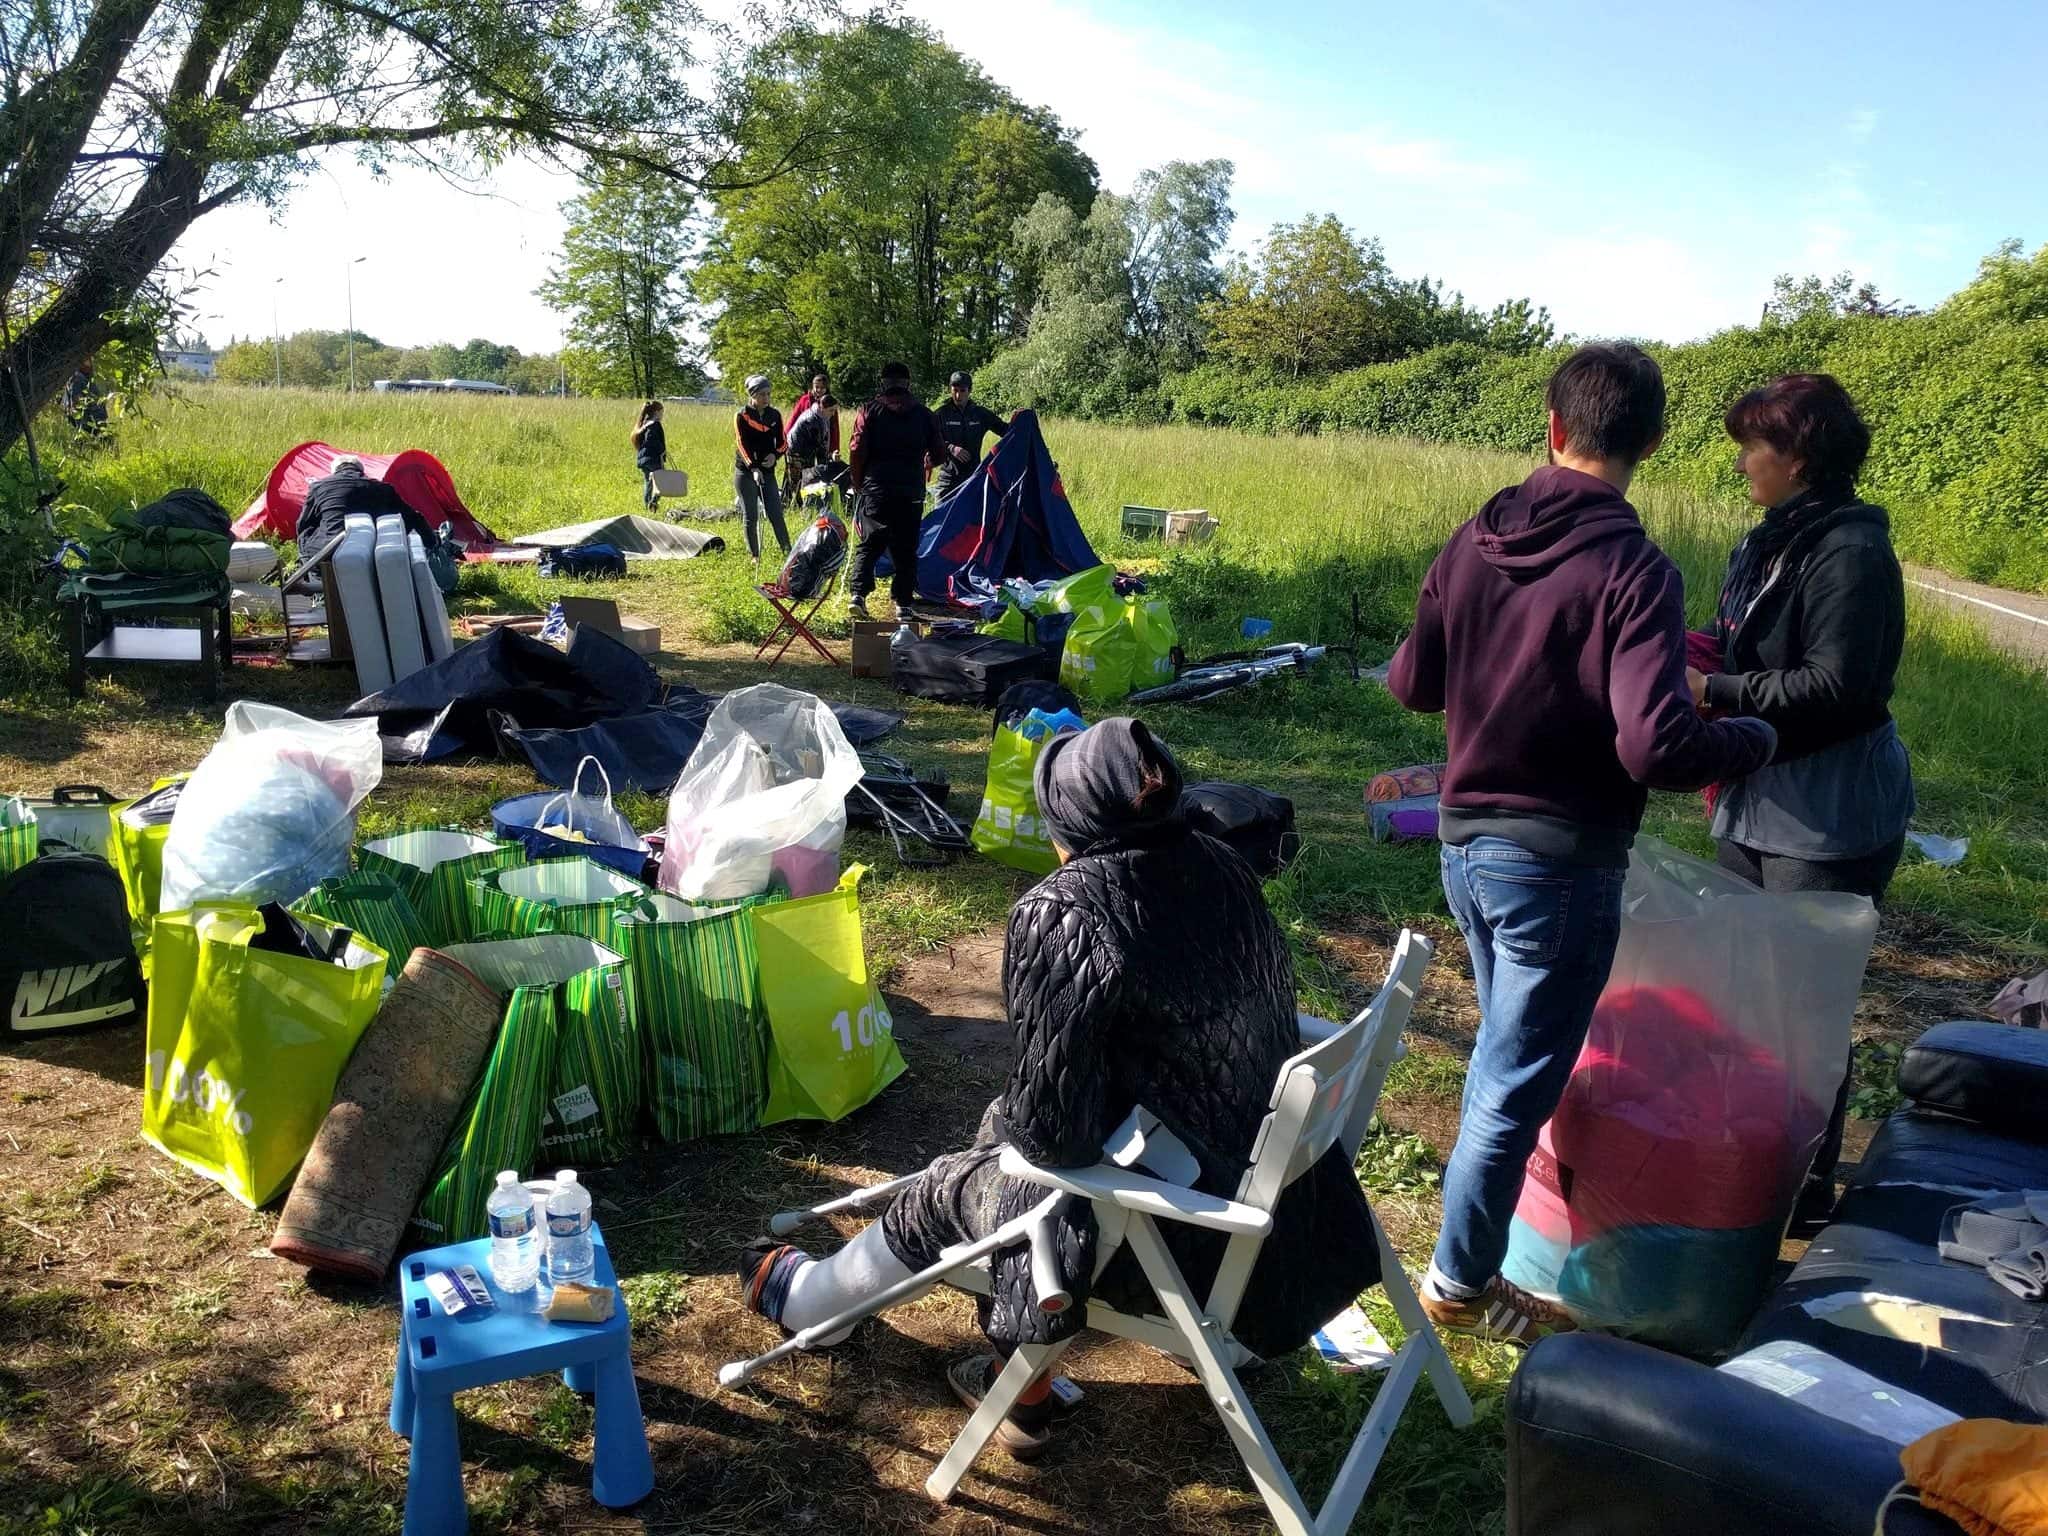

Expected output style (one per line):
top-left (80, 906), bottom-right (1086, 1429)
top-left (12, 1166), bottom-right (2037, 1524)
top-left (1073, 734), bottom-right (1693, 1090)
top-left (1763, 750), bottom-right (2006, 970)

top-left (212, 329), bottom-right (566, 391)
top-left (538, 172), bottom-right (701, 400)
top-left (1203, 214), bottom-right (1554, 379)
top-left (0, 0), bottom-right (818, 463)
top-left (693, 20), bottom-right (1095, 399)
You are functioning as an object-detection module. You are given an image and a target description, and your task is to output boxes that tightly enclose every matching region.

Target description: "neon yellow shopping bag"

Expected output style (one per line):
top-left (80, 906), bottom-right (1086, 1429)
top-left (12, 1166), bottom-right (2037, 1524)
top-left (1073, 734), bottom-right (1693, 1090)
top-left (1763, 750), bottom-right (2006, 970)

top-left (971, 718), bottom-right (1061, 875)
top-left (754, 866), bottom-right (906, 1124)
top-left (142, 906), bottom-right (388, 1207)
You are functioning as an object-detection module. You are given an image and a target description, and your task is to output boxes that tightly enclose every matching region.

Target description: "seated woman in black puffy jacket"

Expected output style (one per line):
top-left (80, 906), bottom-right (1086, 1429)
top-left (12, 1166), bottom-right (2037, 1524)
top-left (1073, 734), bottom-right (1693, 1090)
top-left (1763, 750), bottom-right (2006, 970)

top-left (739, 718), bottom-right (1379, 1458)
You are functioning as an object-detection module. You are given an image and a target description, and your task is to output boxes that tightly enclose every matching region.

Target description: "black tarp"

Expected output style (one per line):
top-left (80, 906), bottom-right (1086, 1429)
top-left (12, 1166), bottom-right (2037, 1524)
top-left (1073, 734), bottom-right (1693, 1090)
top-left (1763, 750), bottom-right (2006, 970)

top-left (497, 690), bottom-right (903, 793)
top-left (344, 625), bottom-right (660, 764)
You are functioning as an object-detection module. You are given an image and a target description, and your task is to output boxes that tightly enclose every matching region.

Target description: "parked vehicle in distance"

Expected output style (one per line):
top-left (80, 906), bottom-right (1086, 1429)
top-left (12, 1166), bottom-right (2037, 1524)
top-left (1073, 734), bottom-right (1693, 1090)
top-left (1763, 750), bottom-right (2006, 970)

top-left (372, 378), bottom-right (516, 395)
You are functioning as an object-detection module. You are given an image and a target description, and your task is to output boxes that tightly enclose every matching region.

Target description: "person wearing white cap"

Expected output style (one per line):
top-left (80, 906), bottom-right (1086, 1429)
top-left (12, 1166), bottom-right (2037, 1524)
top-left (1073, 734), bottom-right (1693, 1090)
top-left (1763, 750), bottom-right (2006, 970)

top-left (733, 374), bottom-right (789, 559)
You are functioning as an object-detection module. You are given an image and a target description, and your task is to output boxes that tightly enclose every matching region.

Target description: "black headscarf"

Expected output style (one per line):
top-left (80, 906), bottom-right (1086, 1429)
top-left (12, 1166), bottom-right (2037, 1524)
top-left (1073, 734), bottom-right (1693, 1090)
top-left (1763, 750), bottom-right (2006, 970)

top-left (1034, 717), bottom-right (1184, 858)
top-left (1714, 481), bottom-right (1854, 646)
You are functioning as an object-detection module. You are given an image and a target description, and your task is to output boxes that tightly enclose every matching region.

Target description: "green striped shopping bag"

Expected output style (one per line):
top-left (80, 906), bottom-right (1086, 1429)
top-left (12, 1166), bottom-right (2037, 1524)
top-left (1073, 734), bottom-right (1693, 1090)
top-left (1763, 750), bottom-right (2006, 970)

top-left (616, 892), bottom-right (777, 1142)
top-left (442, 932), bottom-right (637, 1173)
top-left (358, 828), bottom-right (523, 949)
top-left (0, 798), bottom-right (36, 877)
top-left (468, 858), bottom-right (650, 952)
top-left (293, 872), bottom-right (433, 967)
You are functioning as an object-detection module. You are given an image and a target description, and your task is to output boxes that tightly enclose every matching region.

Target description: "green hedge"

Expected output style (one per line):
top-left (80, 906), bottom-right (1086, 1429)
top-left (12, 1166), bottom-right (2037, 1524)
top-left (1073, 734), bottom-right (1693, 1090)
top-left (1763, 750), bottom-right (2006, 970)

top-left (1156, 244), bottom-right (2048, 592)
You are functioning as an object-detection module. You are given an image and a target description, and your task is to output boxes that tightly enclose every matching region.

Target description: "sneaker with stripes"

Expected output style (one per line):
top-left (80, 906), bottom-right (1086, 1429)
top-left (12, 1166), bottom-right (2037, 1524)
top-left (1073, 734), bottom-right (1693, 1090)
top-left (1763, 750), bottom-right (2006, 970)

top-left (1419, 1273), bottom-right (1576, 1348)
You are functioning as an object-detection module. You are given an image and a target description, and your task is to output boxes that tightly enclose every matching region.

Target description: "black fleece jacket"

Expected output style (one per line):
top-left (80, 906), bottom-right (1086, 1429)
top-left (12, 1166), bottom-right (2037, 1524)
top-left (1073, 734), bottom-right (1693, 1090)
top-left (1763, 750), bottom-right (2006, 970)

top-left (1704, 499), bottom-right (1905, 762)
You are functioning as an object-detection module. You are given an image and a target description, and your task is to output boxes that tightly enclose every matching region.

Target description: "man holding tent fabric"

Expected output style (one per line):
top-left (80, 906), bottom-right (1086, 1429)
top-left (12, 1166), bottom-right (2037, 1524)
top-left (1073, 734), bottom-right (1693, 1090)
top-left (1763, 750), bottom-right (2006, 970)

top-left (1387, 342), bottom-right (1778, 1346)
top-left (932, 370), bottom-right (1009, 502)
top-left (846, 361), bottom-right (946, 621)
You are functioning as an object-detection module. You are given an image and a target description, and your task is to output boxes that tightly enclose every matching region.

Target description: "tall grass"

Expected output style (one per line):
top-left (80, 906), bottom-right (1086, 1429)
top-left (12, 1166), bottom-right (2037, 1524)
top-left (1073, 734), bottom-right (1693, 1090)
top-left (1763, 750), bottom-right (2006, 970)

top-left (24, 385), bottom-right (2041, 955)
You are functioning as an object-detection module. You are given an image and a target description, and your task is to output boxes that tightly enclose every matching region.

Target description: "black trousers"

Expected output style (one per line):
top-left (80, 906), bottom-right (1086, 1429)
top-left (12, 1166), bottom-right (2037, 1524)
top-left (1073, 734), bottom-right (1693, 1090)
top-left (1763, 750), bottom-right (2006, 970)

top-left (1714, 833), bottom-right (1905, 1224)
top-left (846, 488), bottom-right (922, 608)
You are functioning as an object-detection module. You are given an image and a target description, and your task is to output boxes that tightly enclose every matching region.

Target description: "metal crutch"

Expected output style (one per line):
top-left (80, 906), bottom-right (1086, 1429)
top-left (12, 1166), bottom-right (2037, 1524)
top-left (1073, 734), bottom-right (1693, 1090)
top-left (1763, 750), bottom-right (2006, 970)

top-left (721, 1190), bottom-right (1072, 1389)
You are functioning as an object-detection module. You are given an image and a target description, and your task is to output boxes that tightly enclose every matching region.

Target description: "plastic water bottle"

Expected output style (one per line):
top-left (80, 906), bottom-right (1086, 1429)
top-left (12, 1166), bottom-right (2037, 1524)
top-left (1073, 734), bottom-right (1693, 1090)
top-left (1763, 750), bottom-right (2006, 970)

top-left (486, 1170), bottom-right (540, 1290)
top-left (546, 1169), bottom-right (594, 1285)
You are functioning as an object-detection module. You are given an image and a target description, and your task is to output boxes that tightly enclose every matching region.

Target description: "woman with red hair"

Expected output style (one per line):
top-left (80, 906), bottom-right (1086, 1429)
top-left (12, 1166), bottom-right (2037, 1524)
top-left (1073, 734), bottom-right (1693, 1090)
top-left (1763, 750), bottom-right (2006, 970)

top-left (1687, 372), bottom-right (1913, 1226)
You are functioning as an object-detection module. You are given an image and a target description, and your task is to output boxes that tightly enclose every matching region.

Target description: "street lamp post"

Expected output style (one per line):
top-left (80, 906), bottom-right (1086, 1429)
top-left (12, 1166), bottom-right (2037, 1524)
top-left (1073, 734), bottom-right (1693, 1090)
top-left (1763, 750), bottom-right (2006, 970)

top-left (346, 256), bottom-right (366, 392)
top-left (272, 277), bottom-right (284, 388)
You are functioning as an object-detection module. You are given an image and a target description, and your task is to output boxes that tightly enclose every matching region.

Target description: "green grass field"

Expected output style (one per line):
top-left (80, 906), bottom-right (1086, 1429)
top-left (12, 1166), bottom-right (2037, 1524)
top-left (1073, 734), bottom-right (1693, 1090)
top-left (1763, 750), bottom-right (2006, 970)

top-left (1, 386), bottom-right (2043, 1536)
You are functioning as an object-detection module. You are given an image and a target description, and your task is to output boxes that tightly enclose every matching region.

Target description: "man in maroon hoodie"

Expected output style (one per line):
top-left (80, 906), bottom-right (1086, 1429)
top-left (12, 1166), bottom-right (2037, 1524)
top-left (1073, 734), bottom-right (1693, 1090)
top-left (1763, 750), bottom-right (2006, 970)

top-left (1389, 343), bottom-right (1777, 1345)
top-left (846, 360), bottom-right (946, 621)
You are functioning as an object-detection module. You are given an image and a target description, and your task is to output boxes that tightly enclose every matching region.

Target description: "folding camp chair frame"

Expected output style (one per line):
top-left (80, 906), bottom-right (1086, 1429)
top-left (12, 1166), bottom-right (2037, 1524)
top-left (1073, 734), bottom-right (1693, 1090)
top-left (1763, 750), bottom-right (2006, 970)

top-left (722, 930), bottom-right (1471, 1536)
top-left (755, 571), bottom-right (843, 669)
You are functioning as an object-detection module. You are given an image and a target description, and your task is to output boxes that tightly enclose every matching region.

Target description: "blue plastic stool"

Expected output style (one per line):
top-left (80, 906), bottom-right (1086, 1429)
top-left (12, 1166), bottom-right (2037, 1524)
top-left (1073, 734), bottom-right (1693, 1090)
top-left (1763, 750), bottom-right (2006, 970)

top-left (389, 1223), bottom-right (653, 1535)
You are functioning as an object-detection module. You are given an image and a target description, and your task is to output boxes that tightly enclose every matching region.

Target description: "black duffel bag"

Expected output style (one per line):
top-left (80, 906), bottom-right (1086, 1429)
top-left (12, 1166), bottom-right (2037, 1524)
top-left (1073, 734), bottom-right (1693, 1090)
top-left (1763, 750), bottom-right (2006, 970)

top-left (891, 628), bottom-right (1055, 707)
top-left (1182, 781), bottom-right (1300, 879)
top-left (0, 849), bottom-right (146, 1038)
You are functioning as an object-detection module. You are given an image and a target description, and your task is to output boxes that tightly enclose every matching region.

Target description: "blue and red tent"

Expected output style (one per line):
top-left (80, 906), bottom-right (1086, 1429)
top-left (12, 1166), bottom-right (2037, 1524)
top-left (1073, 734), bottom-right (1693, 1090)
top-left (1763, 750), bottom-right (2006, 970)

top-left (904, 410), bottom-right (1099, 606)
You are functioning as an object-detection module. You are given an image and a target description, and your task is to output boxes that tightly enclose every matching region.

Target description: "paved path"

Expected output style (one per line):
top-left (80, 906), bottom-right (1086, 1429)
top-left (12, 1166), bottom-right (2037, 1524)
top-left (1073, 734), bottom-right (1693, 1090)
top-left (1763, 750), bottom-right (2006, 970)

top-left (1904, 565), bottom-right (2048, 667)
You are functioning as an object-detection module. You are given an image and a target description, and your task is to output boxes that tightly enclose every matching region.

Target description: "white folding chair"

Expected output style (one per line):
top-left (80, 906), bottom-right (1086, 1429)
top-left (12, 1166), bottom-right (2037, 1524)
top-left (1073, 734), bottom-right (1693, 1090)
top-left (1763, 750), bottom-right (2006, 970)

top-left (723, 929), bottom-right (1472, 1536)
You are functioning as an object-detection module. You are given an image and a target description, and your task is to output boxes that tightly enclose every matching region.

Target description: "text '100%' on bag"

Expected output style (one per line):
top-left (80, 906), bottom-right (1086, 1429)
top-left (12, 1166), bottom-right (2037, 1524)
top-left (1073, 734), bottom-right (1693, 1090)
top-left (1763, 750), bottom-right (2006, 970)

top-left (142, 905), bottom-right (388, 1208)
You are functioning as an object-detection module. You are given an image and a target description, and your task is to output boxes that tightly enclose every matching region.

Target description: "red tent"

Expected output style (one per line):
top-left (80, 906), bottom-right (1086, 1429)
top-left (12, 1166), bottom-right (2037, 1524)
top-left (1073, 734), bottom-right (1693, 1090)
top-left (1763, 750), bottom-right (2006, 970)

top-left (233, 441), bottom-right (500, 551)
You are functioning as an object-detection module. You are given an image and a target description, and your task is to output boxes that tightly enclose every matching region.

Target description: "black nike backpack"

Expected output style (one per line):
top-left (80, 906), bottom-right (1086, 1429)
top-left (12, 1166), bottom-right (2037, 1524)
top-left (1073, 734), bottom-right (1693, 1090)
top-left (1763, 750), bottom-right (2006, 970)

top-left (0, 849), bottom-right (147, 1038)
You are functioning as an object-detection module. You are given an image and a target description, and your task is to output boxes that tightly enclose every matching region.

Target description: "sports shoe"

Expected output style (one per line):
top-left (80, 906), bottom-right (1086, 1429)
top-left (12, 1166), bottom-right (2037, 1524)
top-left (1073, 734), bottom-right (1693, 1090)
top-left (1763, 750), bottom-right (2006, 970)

top-left (946, 1353), bottom-right (1056, 1461)
top-left (847, 598), bottom-right (871, 621)
top-left (737, 1238), bottom-right (809, 1329)
top-left (1419, 1273), bottom-right (1576, 1348)
top-left (894, 603), bottom-right (917, 624)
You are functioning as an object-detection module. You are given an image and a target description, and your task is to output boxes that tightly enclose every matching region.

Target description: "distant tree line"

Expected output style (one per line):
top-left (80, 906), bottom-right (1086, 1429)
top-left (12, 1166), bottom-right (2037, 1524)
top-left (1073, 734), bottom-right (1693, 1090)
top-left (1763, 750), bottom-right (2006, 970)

top-left (210, 332), bottom-right (577, 395)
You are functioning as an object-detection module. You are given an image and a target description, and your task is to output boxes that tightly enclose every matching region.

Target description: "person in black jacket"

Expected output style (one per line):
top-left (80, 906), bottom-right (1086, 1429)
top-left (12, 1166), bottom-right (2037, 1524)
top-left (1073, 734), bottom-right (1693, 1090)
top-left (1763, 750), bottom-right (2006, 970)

top-left (632, 399), bottom-right (666, 510)
top-left (1686, 371), bottom-right (1913, 1226)
top-left (931, 370), bottom-right (1009, 501)
top-left (845, 360), bottom-right (946, 620)
top-left (734, 376), bottom-right (790, 560)
top-left (739, 719), bottom-right (1379, 1459)
top-left (295, 456), bottom-right (439, 553)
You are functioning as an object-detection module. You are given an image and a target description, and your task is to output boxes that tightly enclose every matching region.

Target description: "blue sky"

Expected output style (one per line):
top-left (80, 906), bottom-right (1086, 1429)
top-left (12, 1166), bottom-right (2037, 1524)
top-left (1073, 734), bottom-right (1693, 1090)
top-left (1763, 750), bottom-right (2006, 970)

top-left (176, 0), bottom-right (2048, 354)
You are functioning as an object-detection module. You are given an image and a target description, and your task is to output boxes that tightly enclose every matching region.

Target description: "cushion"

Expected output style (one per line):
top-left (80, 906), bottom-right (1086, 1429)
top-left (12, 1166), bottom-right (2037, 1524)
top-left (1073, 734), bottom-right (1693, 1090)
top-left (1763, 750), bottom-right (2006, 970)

top-left (1900, 1021), bottom-right (2048, 1139)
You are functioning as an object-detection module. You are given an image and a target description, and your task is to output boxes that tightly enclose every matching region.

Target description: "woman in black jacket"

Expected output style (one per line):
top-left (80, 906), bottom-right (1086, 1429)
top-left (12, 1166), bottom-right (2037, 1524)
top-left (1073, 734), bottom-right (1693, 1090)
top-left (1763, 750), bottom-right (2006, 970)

top-left (1687, 372), bottom-right (1913, 1224)
top-left (739, 719), bottom-right (1378, 1458)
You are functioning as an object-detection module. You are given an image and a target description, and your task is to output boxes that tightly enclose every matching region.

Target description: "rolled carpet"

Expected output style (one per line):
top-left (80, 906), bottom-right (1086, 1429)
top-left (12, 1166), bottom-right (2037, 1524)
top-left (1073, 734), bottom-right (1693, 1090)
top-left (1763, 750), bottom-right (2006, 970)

top-left (270, 947), bottom-right (501, 1281)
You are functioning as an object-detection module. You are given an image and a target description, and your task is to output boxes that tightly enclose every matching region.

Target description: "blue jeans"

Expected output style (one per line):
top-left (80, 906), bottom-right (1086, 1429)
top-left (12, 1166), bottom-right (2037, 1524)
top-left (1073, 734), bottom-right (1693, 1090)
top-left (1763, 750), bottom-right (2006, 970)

top-left (1431, 837), bottom-right (1626, 1295)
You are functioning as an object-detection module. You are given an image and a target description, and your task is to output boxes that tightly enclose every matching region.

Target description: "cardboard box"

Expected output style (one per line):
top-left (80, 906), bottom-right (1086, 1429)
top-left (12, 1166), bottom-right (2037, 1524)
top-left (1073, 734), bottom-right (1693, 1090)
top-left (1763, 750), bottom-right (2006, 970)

top-left (556, 596), bottom-right (661, 656)
top-left (850, 617), bottom-right (925, 677)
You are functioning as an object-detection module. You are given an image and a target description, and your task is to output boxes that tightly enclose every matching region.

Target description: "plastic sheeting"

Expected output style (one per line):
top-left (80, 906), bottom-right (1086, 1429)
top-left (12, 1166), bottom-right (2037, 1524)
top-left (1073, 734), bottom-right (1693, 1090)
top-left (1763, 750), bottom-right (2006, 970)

top-left (1502, 837), bottom-right (1879, 1353)
top-left (343, 625), bottom-right (659, 764)
top-left (501, 691), bottom-right (900, 794)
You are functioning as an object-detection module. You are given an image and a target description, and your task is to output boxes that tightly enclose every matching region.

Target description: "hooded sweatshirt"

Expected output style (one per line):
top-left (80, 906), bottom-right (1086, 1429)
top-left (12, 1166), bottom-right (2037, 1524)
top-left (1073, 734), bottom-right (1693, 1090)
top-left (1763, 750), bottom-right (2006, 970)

top-left (848, 382), bottom-right (945, 500)
top-left (1389, 465), bottom-right (1777, 864)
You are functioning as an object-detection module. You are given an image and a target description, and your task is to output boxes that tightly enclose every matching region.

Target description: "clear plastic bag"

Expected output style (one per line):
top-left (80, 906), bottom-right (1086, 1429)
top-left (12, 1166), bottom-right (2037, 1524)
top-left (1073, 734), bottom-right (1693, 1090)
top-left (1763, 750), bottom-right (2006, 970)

top-left (160, 703), bottom-right (384, 913)
top-left (536, 757), bottom-right (645, 853)
top-left (659, 684), bottom-right (863, 901)
top-left (1501, 837), bottom-right (1879, 1353)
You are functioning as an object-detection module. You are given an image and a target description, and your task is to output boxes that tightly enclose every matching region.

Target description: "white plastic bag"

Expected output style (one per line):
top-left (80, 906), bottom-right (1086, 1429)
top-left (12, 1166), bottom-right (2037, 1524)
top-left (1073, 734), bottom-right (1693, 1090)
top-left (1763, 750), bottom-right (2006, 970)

top-left (659, 684), bottom-right (863, 901)
top-left (537, 757), bottom-right (646, 853)
top-left (160, 703), bottom-right (383, 913)
top-left (1501, 837), bottom-right (1879, 1352)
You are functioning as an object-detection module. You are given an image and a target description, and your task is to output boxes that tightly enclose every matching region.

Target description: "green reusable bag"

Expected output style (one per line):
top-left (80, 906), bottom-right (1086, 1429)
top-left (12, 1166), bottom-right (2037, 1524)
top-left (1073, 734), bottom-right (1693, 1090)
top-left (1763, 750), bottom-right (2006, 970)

top-left (616, 891), bottom-right (777, 1142)
top-left (970, 720), bottom-right (1062, 875)
top-left (142, 905), bottom-right (388, 1208)
top-left (755, 867), bottom-right (906, 1125)
top-left (432, 932), bottom-right (638, 1181)
top-left (106, 777), bottom-right (186, 964)
top-left (1050, 564), bottom-right (1138, 704)
top-left (1126, 592), bottom-right (1179, 694)
top-left (358, 828), bottom-right (523, 949)
top-left (293, 872), bottom-right (433, 967)
top-left (468, 857), bottom-right (650, 952)
top-left (0, 798), bottom-right (36, 878)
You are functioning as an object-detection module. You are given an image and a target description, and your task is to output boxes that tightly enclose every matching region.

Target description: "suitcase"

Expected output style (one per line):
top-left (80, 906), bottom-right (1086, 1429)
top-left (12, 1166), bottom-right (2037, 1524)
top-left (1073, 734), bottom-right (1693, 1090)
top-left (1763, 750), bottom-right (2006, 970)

top-left (891, 629), bottom-right (1055, 707)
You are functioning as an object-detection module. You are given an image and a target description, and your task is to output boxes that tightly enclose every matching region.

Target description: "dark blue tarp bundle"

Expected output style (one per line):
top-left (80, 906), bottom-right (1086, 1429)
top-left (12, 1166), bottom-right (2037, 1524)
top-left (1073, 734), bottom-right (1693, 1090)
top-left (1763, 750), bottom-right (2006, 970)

top-left (901, 410), bottom-right (1100, 607)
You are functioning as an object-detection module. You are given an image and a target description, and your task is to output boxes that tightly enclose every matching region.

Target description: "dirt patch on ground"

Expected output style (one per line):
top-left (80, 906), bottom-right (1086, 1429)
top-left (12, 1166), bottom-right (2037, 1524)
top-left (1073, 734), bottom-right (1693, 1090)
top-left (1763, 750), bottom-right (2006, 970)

top-left (2, 924), bottom-right (1470, 1536)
